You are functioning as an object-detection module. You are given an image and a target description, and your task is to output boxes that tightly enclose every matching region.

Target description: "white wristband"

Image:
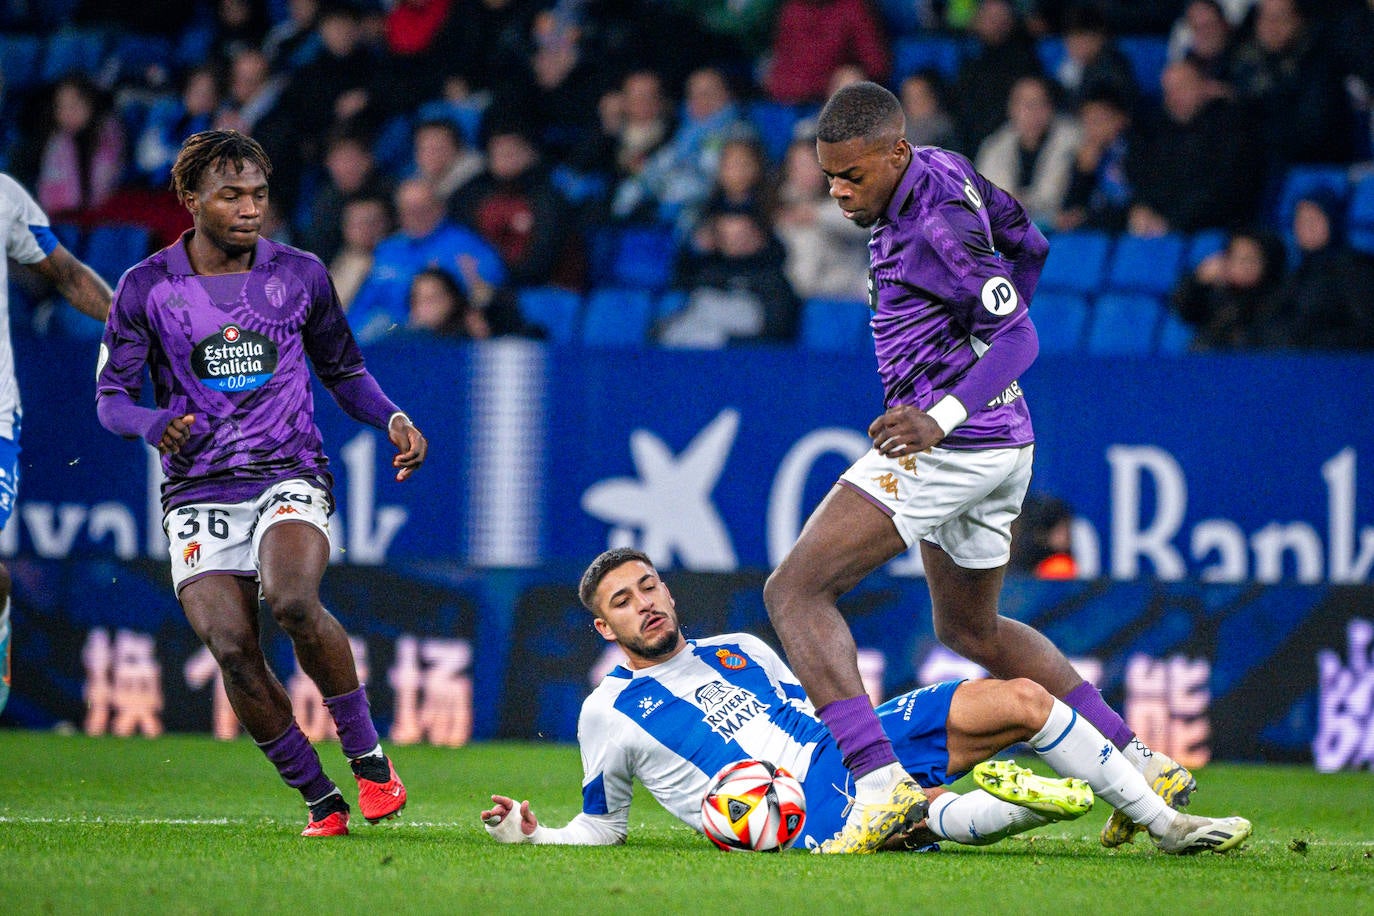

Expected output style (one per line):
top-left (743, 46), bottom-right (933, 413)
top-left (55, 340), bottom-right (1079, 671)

top-left (927, 396), bottom-right (968, 436)
top-left (387, 411), bottom-right (410, 429)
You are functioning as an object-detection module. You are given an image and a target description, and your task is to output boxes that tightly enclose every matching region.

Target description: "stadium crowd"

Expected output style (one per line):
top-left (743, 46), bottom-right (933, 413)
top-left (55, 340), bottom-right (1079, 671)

top-left (2, 0), bottom-right (1373, 351)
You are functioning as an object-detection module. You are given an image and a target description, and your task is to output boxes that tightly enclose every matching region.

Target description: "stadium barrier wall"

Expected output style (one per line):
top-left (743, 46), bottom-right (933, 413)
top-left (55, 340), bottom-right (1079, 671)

top-left (3, 558), bottom-right (1372, 771)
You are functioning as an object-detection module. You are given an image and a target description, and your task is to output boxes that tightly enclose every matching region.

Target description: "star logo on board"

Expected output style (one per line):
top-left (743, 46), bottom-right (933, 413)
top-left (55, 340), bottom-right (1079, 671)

top-left (581, 409), bottom-right (740, 570)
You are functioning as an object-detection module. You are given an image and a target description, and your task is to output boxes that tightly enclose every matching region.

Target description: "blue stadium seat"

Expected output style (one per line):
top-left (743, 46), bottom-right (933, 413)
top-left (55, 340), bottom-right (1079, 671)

top-left (1039, 230), bottom-right (1112, 295)
top-left (107, 33), bottom-right (175, 86)
top-left (1346, 172), bottom-right (1374, 255)
top-left (516, 286), bottom-right (582, 344)
top-left (0, 35), bottom-right (44, 93)
top-left (84, 224), bottom-right (152, 285)
top-left (1106, 233), bottom-right (1185, 296)
top-left (1029, 291), bottom-right (1089, 355)
top-left (40, 29), bottom-right (108, 84)
top-left (1118, 36), bottom-right (1169, 97)
top-left (875, 0), bottom-right (924, 35)
top-left (1156, 311), bottom-right (1196, 355)
top-left (582, 287), bottom-right (656, 347)
top-left (799, 297), bottom-right (871, 353)
top-left (1036, 36), bottom-right (1066, 78)
top-left (1275, 165), bottom-right (1350, 230)
top-left (1185, 228), bottom-right (1228, 270)
top-left (1085, 292), bottom-right (1162, 356)
top-left (656, 288), bottom-right (688, 321)
top-left (747, 101), bottom-right (815, 164)
top-left (608, 224), bottom-right (677, 290)
top-left (891, 35), bottom-right (965, 82)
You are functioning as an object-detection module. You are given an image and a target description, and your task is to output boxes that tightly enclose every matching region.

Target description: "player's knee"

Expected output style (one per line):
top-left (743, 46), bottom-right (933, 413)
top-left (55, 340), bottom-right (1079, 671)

top-left (1003, 677), bottom-right (1054, 726)
top-left (265, 592), bottom-right (318, 634)
top-left (932, 616), bottom-right (984, 660)
top-left (206, 633), bottom-right (263, 688)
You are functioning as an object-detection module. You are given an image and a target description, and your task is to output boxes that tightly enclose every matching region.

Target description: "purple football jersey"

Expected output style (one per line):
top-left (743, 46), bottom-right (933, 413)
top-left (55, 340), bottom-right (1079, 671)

top-left (97, 234), bottom-right (384, 510)
top-left (868, 146), bottom-right (1044, 449)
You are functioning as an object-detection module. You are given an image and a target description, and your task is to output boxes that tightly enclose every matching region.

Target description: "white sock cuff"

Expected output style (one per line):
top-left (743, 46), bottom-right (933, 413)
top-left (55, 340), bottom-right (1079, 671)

top-left (1028, 698), bottom-right (1077, 751)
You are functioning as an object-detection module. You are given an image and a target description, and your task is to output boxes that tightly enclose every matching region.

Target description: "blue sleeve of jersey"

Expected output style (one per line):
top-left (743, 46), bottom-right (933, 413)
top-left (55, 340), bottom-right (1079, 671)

top-left (29, 224), bottom-right (58, 257)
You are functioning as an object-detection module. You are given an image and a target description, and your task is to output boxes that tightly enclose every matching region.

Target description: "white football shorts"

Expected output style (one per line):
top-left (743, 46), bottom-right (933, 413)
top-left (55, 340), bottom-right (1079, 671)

top-left (839, 443), bottom-right (1034, 568)
top-left (164, 478), bottom-right (332, 593)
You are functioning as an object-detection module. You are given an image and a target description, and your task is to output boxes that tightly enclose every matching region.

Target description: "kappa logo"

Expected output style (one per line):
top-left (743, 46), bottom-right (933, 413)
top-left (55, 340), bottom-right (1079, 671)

top-left (183, 540), bottom-right (201, 567)
top-left (873, 472), bottom-right (899, 497)
top-left (273, 505), bottom-right (300, 517)
top-left (980, 276), bottom-right (1018, 316)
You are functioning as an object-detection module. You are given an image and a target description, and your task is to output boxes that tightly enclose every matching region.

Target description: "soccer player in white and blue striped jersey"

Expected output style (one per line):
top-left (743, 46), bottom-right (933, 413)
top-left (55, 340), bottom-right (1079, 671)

top-left (480, 549), bottom-right (1251, 854)
top-left (0, 172), bottom-right (113, 719)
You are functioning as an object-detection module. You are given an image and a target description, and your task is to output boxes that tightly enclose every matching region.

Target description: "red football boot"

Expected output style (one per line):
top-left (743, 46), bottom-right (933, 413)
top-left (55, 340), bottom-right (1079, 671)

top-left (302, 794), bottom-right (350, 837)
top-left (352, 755), bottom-right (406, 823)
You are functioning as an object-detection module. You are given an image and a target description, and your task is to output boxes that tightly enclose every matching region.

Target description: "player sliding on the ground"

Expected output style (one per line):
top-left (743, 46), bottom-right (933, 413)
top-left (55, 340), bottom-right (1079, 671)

top-left (480, 549), bottom-right (1251, 854)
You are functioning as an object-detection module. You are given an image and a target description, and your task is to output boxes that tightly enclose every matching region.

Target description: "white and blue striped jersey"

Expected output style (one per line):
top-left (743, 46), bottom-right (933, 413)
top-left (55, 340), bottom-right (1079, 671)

top-left (573, 634), bottom-right (856, 846)
top-left (0, 173), bottom-right (59, 440)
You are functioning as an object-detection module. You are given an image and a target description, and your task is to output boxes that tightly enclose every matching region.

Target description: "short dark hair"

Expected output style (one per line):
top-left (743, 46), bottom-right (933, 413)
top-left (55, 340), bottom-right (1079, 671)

top-left (171, 129), bottom-right (272, 198)
top-left (578, 547), bottom-right (654, 612)
top-left (816, 81), bottom-right (904, 144)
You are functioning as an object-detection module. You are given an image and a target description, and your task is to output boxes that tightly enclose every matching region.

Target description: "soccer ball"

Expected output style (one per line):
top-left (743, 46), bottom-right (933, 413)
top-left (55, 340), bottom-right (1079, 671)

top-left (700, 759), bottom-right (806, 852)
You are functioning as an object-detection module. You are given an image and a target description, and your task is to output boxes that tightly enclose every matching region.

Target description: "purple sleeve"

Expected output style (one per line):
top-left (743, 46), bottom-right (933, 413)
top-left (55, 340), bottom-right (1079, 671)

top-left (299, 263), bottom-right (402, 430)
top-left (947, 316), bottom-right (1039, 414)
top-left (912, 202), bottom-right (1029, 344)
top-left (96, 391), bottom-right (176, 445)
top-left (975, 172), bottom-right (1050, 302)
top-left (327, 371), bottom-right (401, 431)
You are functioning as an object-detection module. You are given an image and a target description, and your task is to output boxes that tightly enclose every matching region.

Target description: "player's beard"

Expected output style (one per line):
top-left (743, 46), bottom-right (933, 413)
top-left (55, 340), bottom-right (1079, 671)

top-left (623, 616), bottom-right (681, 661)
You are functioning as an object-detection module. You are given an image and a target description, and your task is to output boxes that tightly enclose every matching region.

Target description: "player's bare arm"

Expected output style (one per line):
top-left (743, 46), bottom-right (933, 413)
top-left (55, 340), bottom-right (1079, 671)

top-left (27, 245), bottom-right (113, 321)
top-left (388, 413), bottom-right (427, 481)
top-left (868, 405), bottom-right (945, 457)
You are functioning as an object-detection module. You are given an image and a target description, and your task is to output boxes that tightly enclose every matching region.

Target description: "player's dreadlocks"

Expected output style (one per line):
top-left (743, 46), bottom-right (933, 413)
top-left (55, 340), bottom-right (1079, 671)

top-left (579, 547), bottom-right (654, 613)
top-left (816, 81), bottom-right (905, 144)
top-left (170, 129), bottom-right (272, 199)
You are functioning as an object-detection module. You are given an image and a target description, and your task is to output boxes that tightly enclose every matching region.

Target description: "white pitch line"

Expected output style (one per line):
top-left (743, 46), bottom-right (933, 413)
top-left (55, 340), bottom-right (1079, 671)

top-left (0, 815), bottom-right (472, 828)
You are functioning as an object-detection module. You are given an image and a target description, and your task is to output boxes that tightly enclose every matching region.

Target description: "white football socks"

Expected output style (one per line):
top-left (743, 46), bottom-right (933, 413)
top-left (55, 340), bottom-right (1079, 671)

top-left (1030, 699), bottom-right (1175, 837)
top-left (926, 790), bottom-right (1049, 845)
top-left (853, 761), bottom-right (907, 801)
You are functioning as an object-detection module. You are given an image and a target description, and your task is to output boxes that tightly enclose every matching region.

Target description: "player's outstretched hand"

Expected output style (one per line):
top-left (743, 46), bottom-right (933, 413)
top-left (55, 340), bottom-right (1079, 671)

top-left (388, 414), bottom-right (427, 482)
top-left (482, 794), bottom-right (540, 843)
top-left (158, 414), bottom-right (195, 455)
top-left (868, 405), bottom-right (943, 458)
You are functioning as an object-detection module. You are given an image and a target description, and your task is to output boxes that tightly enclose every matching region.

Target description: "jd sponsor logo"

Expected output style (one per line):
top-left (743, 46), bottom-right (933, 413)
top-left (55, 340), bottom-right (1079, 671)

top-left (192, 325), bottom-right (278, 392)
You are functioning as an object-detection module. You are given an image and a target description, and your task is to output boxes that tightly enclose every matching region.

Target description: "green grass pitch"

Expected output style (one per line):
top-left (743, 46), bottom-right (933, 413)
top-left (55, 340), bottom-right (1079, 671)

top-left (0, 730), bottom-right (1369, 915)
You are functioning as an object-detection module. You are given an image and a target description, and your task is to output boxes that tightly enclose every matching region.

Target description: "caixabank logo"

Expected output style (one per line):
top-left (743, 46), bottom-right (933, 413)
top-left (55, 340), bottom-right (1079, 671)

top-left (191, 324), bottom-right (278, 392)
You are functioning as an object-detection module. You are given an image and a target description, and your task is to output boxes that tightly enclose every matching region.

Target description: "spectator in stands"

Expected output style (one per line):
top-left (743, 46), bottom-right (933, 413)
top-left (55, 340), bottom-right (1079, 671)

top-left (1053, 6), bottom-right (1140, 113)
top-left (1010, 493), bottom-right (1078, 580)
top-left (1037, 0), bottom-right (1187, 35)
top-left (349, 177), bottom-right (507, 343)
top-left (1167, 0), bottom-right (1240, 96)
top-left (952, 0), bottom-right (1045, 154)
top-left (406, 263), bottom-right (542, 339)
top-left (412, 118), bottom-right (484, 212)
top-left (663, 0), bottom-right (780, 59)
top-left (1270, 190), bottom-right (1374, 350)
top-left (1057, 88), bottom-right (1136, 232)
top-left (132, 65), bottom-right (220, 189)
top-left (331, 194), bottom-right (393, 311)
top-left (489, 6), bottom-right (612, 166)
top-left (657, 205), bottom-right (800, 348)
top-left (299, 130), bottom-right (395, 264)
top-left (975, 75), bottom-right (1081, 228)
top-left (215, 47), bottom-right (287, 137)
top-left (206, 0), bottom-right (272, 69)
top-left (1171, 227), bottom-right (1287, 349)
top-left (1229, 0), bottom-right (1359, 174)
top-left (763, 0), bottom-right (891, 106)
top-left (1126, 59), bottom-right (1259, 235)
top-left (263, 0), bottom-right (323, 71)
top-left (770, 135), bottom-right (870, 300)
top-left (15, 75), bottom-right (126, 221)
top-left (450, 120), bottom-right (577, 288)
top-left (901, 71), bottom-right (959, 150)
top-left (578, 69), bottom-right (673, 184)
top-left (690, 138), bottom-right (774, 250)
top-left (425, 0), bottom-right (540, 98)
top-left (611, 66), bottom-right (755, 229)
top-left (261, 3), bottom-right (388, 220)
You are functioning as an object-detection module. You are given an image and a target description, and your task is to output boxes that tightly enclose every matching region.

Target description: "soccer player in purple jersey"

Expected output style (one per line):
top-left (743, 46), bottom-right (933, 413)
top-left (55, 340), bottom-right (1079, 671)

top-left (94, 130), bottom-right (427, 837)
top-left (0, 172), bottom-right (113, 719)
top-left (763, 83), bottom-right (1201, 852)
